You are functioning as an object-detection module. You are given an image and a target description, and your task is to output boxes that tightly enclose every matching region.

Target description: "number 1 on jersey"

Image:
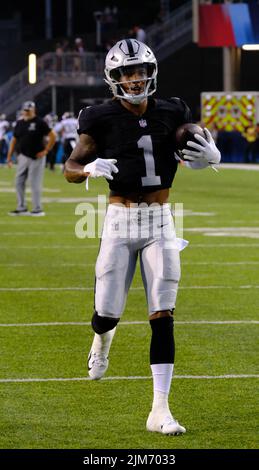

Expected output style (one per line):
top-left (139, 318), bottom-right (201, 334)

top-left (138, 135), bottom-right (161, 186)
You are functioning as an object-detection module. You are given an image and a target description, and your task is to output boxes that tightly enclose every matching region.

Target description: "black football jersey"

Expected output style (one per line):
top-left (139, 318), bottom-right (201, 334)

top-left (14, 117), bottom-right (51, 159)
top-left (78, 97), bottom-right (192, 193)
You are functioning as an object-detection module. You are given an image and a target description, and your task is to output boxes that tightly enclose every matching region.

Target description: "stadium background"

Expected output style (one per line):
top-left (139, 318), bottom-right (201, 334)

top-left (0, 0), bottom-right (258, 456)
top-left (2, 1), bottom-right (259, 162)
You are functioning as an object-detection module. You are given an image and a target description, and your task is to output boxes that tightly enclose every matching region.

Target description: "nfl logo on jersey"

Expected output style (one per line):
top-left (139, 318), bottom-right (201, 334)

top-left (139, 119), bottom-right (147, 128)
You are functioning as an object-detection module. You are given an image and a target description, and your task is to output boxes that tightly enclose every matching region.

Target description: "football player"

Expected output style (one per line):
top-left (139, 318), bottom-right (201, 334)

top-left (64, 39), bottom-right (220, 435)
top-left (54, 112), bottom-right (78, 170)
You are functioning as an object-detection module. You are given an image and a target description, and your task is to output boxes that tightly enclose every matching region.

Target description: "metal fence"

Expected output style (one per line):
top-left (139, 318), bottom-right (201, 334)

top-left (145, 1), bottom-right (192, 54)
top-left (0, 52), bottom-right (106, 111)
top-left (0, 1), bottom-right (192, 114)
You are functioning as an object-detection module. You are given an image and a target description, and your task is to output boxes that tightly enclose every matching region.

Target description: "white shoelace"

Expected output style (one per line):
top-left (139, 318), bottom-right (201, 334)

top-left (90, 352), bottom-right (107, 366)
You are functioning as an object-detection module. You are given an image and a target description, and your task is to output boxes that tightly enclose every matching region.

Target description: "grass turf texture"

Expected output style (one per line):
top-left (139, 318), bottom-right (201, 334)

top-left (0, 165), bottom-right (258, 449)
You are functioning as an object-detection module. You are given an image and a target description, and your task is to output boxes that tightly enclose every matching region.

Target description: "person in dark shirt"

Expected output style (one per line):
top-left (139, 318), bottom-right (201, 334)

top-left (64, 39), bottom-right (221, 435)
top-left (7, 101), bottom-right (56, 216)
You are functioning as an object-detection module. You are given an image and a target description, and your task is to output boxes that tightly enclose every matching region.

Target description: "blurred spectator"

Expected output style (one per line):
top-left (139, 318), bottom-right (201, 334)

top-left (54, 111), bottom-right (78, 170)
top-left (55, 42), bottom-right (64, 56)
top-left (55, 39), bottom-right (70, 71)
top-left (55, 42), bottom-right (63, 71)
top-left (44, 112), bottom-right (59, 171)
top-left (242, 122), bottom-right (259, 164)
top-left (103, 6), bottom-right (113, 24)
top-left (73, 37), bottom-right (85, 72)
top-left (55, 38), bottom-right (70, 54)
top-left (132, 25), bottom-right (146, 43)
top-left (0, 114), bottom-right (9, 164)
top-left (74, 37), bottom-right (85, 54)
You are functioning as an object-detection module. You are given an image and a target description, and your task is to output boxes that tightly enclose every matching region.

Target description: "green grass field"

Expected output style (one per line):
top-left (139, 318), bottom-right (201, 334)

top-left (0, 164), bottom-right (258, 449)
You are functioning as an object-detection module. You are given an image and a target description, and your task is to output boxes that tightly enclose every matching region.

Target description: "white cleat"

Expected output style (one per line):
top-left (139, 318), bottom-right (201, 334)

top-left (146, 411), bottom-right (186, 435)
top-left (88, 351), bottom-right (108, 380)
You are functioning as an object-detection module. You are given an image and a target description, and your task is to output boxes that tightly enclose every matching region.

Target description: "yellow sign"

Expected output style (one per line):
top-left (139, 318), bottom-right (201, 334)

top-left (201, 92), bottom-right (258, 132)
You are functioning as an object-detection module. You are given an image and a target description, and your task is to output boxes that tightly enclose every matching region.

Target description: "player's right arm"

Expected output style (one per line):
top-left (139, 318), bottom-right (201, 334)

top-left (64, 106), bottom-right (118, 185)
top-left (64, 133), bottom-right (97, 183)
top-left (64, 133), bottom-right (118, 184)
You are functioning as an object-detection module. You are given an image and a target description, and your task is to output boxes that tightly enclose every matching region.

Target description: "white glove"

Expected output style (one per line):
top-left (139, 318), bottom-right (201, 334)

top-left (84, 158), bottom-right (118, 179)
top-left (181, 128), bottom-right (221, 165)
top-left (83, 158), bottom-right (118, 190)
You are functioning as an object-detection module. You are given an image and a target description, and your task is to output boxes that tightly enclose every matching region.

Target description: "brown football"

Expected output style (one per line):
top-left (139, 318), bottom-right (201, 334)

top-left (175, 123), bottom-right (206, 155)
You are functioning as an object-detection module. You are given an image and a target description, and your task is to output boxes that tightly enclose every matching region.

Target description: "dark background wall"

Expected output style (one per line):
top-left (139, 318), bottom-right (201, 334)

top-left (1, 0), bottom-right (186, 41)
top-left (1, 1), bottom-right (259, 122)
top-left (158, 44), bottom-right (223, 121)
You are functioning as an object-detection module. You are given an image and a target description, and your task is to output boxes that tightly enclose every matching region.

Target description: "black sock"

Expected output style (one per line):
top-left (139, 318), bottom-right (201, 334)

top-left (149, 316), bottom-right (175, 364)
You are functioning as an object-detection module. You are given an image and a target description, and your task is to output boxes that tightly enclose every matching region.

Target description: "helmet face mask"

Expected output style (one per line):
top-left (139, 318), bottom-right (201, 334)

top-left (104, 39), bottom-right (157, 104)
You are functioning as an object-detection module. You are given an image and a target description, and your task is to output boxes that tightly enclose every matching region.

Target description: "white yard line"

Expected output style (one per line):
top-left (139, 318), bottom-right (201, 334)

top-left (0, 263), bottom-right (95, 267)
top-left (0, 287), bottom-right (94, 291)
top-left (2, 243), bottom-right (259, 249)
top-left (220, 163), bottom-right (259, 171)
top-left (180, 285), bottom-right (259, 289)
top-left (0, 245), bottom-right (98, 249)
top-left (0, 320), bottom-right (258, 327)
top-left (183, 261), bottom-right (259, 265)
top-left (0, 232), bottom-right (73, 236)
top-left (188, 244), bottom-right (259, 247)
top-left (1, 285), bottom-right (259, 292)
top-left (0, 287), bottom-right (93, 291)
top-left (0, 221), bottom-right (74, 225)
top-left (185, 227), bottom-right (259, 232)
top-left (0, 374), bottom-right (258, 384)
top-left (1, 261), bottom-right (259, 267)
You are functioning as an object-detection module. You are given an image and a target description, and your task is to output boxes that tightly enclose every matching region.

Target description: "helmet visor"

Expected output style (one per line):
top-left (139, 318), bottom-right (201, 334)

top-left (110, 63), bottom-right (156, 84)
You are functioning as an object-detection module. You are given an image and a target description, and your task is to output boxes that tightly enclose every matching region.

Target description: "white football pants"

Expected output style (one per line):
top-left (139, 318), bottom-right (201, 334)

top-left (95, 203), bottom-right (181, 318)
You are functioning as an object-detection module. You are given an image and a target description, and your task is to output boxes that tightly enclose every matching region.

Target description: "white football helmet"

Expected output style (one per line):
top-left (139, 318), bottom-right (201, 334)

top-left (104, 38), bottom-right (157, 104)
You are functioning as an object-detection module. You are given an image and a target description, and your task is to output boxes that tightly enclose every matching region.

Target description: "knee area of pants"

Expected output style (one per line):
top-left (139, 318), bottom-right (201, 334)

top-left (91, 311), bottom-right (119, 334)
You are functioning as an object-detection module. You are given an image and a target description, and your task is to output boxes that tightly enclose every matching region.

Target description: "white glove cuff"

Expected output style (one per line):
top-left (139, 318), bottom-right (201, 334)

top-left (84, 163), bottom-right (92, 174)
top-left (208, 149), bottom-right (221, 165)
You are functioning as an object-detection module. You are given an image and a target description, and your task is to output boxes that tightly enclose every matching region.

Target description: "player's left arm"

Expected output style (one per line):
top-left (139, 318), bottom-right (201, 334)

top-left (182, 128), bottom-right (221, 169)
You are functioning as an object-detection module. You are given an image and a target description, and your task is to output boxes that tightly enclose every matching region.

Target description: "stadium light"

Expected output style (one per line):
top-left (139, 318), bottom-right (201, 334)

top-left (242, 45), bottom-right (259, 51)
top-left (28, 53), bottom-right (37, 84)
top-left (93, 11), bottom-right (102, 47)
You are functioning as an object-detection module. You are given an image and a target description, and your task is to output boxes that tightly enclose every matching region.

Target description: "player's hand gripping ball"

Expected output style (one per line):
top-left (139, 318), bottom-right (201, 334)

top-left (175, 123), bottom-right (207, 161)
